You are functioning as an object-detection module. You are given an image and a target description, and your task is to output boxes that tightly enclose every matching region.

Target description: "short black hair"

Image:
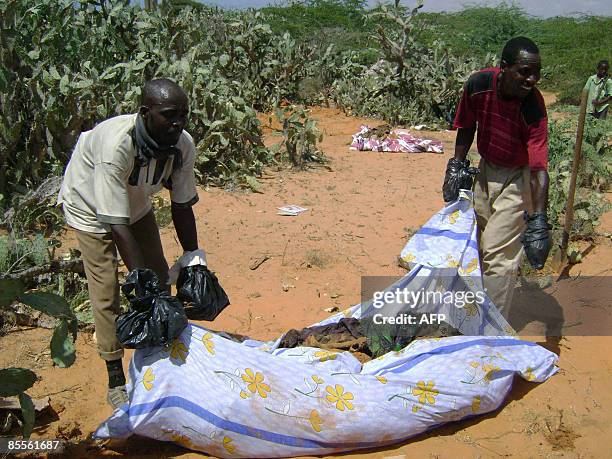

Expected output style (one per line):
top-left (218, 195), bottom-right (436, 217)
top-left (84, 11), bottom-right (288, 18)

top-left (597, 60), bottom-right (609, 68)
top-left (501, 37), bottom-right (540, 66)
top-left (141, 78), bottom-right (187, 106)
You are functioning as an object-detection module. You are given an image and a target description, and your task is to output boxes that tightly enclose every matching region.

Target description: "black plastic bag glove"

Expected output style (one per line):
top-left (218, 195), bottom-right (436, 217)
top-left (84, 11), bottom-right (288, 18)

top-left (442, 157), bottom-right (480, 202)
top-left (522, 212), bottom-right (551, 270)
top-left (177, 265), bottom-right (230, 321)
top-left (116, 268), bottom-right (188, 348)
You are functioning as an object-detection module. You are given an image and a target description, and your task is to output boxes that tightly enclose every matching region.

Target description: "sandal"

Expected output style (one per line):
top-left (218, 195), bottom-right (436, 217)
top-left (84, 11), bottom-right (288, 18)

top-left (107, 385), bottom-right (128, 409)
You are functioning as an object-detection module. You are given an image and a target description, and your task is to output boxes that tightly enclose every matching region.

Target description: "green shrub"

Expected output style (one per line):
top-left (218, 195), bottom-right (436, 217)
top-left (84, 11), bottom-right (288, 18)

top-left (421, 3), bottom-right (529, 57)
top-left (527, 16), bottom-right (612, 103)
top-left (547, 114), bottom-right (611, 240)
top-left (274, 105), bottom-right (325, 167)
top-left (327, 2), bottom-right (495, 126)
top-left (0, 0), bottom-right (316, 202)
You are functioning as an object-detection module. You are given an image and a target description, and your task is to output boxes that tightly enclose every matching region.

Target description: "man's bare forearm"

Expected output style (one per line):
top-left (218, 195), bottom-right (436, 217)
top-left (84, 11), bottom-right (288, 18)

top-left (454, 127), bottom-right (476, 161)
top-left (171, 204), bottom-right (198, 252)
top-left (530, 170), bottom-right (549, 214)
top-left (111, 224), bottom-right (146, 270)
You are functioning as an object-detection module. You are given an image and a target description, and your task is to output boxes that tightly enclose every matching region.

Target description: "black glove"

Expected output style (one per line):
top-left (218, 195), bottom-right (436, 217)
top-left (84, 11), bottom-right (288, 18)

top-left (522, 212), bottom-right (551, 270)
top-left (442, 157), bottom-right (480, 202)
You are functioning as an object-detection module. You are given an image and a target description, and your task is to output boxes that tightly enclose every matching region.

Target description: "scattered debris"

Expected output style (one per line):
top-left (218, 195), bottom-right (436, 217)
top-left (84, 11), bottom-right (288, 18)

top-left (543, 410), bottom-right (580, 451)
top-left (304, 249), bottom-right (329, 269)
top-left (249, 254), bottom-right (270, 270)
top-left (1, 303), bottom-right (58, 329)
top-left (0, 396), bottom-right (52, 434)
top-left (324, 306), bottom-right (339, 313)
top-left (0, 411), bottom-right (18, 434)
top-left (49, 400), bottom-right (65, 415)
top-left (56, 420), bottom-right (82, 440)
top-left (277, 205), bottom-right (309, 216)
top-left (0, 396), bottom-right (50, 412)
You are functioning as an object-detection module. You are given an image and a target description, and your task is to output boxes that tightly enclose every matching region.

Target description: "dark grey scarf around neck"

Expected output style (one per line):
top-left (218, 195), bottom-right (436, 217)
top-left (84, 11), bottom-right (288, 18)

top-left (132, 113), bottom-right (181, 162)
top-left (129, 114), bottom-right (183, 186)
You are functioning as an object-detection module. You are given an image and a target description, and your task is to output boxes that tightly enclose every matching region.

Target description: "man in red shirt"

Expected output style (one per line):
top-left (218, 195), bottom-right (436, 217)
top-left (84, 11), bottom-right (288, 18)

top-left (442, 36), bottom-right (551, 316)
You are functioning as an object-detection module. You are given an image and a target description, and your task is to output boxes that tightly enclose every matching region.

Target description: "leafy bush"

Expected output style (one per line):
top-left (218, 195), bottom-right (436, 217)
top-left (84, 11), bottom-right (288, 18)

top-left (262, 2), bottom-right (610, 111)
top-left (421, 3), bottom-right (529, 58)
top-left (527, 16), bottom-right (612, 103)
top-left (261, 0), bottom-right (369, 52)
top-left (1, 177), bottom-right (64, 238)
top-left (0, 175), bottom-right (90, 318)
top-left (417, 5), bottom-right (611, 104)
top-left (274, 106), bottom-right (325, 167)
top-left (547, 114), bottom-right (611, 240)
top-left (0, 0), bottom-right (319, 202)
top-left (0, 234), bottom-right (52, 276)
top-left (327, 2), bottom-right (494, 126)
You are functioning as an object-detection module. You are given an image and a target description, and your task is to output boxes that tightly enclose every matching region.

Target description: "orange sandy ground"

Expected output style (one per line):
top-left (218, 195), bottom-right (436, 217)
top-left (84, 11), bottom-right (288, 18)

top-left (2, 100), bottom-right (611, 458)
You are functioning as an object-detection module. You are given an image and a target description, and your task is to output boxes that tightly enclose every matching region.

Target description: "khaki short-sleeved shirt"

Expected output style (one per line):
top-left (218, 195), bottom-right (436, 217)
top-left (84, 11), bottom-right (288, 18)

top-left (58, 114), bottom-right (199, 233)
top-left (584, 74), bottom-right (612, 114)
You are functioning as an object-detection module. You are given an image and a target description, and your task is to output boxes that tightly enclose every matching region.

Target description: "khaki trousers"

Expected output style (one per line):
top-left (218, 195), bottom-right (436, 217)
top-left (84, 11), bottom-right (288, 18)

top-left (75, 210), bottom-right (169, 361)
top-left (473, 159), bottom-right (531, 317)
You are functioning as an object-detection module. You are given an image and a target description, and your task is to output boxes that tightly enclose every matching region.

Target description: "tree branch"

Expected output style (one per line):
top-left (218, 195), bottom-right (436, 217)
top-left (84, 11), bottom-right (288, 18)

top-left (4, 259), bottom-right (84, 281)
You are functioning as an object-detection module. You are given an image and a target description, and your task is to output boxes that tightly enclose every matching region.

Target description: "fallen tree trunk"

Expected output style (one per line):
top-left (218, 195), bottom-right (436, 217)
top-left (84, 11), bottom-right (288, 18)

top-left (4, 259), bottom-right (84, 281)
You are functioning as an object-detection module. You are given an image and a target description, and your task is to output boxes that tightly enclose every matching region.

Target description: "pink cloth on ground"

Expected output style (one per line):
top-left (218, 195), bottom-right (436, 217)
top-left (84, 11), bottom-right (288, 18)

top-left (350, 125), bottom-right (444, 153)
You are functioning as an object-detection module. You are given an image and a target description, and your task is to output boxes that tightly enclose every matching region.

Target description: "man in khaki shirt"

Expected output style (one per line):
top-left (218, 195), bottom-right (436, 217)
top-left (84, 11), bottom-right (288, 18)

top-left (584, 60), bottom-right (611, 119)
top-left (58, 79), bottom-right (201, 408)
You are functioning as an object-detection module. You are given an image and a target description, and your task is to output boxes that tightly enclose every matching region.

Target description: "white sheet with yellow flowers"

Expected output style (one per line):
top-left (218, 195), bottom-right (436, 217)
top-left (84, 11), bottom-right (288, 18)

top-left (94, 328), bottom-right (557, 457)
top-left (95, 191), bottom-right (558, 457)
top-left (393, 189), bottom-right (514, 336)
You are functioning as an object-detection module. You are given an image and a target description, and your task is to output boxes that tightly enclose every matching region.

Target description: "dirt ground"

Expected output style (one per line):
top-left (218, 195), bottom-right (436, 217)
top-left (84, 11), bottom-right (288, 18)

top-left (2, 98), bottom-right (611, 458)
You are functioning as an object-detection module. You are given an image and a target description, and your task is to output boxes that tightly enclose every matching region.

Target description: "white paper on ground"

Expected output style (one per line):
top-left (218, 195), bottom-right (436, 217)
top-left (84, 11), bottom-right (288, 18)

top-left (277, 205), bottom-right (309, 216)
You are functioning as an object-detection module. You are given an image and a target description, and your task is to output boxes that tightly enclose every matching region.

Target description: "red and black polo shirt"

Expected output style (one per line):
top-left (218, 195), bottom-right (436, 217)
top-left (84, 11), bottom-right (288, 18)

top-left (454, 67), bottom-right (548, 171)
